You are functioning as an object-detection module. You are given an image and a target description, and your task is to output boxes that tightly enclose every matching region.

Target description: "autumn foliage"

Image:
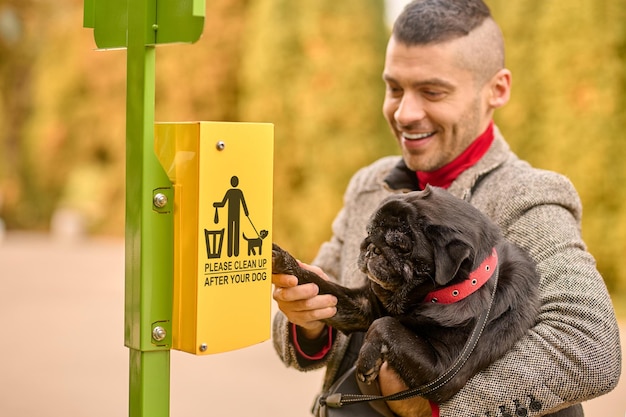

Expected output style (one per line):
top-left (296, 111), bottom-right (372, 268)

top-left (0, 0), bottom-right (624, 295)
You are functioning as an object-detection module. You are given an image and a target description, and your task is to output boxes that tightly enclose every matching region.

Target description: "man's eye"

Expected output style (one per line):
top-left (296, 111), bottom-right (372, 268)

top-left (386, 85), bottom-right (403, 96)
top-left (423, 90), bottom-right (445, 100)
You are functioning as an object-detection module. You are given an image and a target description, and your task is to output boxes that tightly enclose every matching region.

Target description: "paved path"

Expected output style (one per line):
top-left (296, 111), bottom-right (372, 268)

top-left (0, 234), bottom-right (623, 416)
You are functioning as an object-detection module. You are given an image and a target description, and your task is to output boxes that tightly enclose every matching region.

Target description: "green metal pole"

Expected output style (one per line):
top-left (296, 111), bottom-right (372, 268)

top-left (128, 349), bottom-right (170, 416)
top-left (124, 1), bottom-right (173, 417)
top-left (84, 2), bottom-right (204, 415)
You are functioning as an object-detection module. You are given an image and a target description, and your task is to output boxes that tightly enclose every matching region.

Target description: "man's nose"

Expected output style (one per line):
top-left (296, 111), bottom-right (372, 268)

top-left (394, 93), bottom-right (426, 126)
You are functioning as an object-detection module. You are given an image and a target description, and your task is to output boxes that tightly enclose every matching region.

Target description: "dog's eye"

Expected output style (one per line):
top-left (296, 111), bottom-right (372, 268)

top-left (365, 243), bottom-right (382, 256)
top-left (396, 240), bottom-right (412, 254)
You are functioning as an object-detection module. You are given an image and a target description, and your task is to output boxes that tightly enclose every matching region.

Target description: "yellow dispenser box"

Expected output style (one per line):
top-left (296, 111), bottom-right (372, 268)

top-left (155, 122), bottom-right (273, 355)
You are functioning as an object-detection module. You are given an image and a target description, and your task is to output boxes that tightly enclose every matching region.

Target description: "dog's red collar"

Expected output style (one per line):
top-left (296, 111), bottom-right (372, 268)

top-left (424, 247), bottom-right (498, 304)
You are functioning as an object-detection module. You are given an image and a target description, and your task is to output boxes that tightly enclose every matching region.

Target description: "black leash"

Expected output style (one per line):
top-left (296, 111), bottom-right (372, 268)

top-left (321, 264), bottom-right (500, 408)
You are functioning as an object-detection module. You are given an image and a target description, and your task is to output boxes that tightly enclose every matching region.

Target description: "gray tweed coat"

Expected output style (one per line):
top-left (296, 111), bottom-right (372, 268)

top-left (272, 128), bottom-right (621, 416)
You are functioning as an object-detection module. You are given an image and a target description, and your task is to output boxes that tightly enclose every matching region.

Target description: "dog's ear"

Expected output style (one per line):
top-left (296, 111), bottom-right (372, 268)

top-left (433, 239), bottom-right (472, 286)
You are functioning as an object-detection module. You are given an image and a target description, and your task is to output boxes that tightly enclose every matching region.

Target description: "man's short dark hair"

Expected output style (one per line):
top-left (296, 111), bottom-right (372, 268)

top-left (393, 0), bottom-right (492, 45)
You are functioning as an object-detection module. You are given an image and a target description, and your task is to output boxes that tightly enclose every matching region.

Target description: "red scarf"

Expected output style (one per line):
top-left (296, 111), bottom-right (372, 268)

top-left (417, 121), bottom-right (494, 189)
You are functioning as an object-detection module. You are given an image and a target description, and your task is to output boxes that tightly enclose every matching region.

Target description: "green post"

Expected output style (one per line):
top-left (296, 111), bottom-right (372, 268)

top-left (124, 1), bottom-right (172, 416)
top-left (83, 1), bottom-right (205, 416)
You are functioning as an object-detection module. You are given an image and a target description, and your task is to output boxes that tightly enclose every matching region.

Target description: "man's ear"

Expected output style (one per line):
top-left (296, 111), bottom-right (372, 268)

top-left (487, 68), bottom-right (511, 109)
top-left (433, 240), bottom-right (472, 286)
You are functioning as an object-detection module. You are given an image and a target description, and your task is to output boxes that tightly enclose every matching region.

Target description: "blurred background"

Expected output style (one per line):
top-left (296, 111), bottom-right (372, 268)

top-left (0, 0), bottom-right (624, 416)
top-left (1, 0), bottom-right (625, 297)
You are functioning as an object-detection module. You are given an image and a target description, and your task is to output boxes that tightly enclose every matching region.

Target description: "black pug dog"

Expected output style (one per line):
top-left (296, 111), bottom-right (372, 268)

top-left (272, 186), bottom-right (540, 403)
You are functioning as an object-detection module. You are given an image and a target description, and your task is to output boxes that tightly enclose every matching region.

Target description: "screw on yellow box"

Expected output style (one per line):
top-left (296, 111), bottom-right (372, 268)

top-left (154, 122), bottom-right (273, 355)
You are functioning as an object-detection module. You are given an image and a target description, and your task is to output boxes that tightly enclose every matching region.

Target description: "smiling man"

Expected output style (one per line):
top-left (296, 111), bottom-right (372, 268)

top-left (271, 1), bottom-right (621, 416)
top-left (383, 17), bottom-right (507, 175)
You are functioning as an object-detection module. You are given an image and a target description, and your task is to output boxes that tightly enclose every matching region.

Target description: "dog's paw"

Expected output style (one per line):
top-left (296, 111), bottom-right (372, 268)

top-left (356, 344), bottom-right (388, 384)
top-left (271, 243), bottom-right (298, 275)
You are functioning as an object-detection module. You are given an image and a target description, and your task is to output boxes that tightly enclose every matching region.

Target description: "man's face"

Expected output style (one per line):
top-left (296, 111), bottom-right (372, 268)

top-left (382, 37), bottom-right (493, 172)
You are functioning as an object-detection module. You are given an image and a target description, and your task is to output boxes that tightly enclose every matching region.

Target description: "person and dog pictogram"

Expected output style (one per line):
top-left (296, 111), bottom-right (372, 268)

top-left (207, 176), bottom-right (267, 259)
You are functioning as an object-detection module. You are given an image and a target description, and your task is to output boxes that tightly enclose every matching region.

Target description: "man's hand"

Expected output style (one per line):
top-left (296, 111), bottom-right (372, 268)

top-left (379, 363), bottom-right (433, 417)
top-left (272, 262), bottom-right (338, 339)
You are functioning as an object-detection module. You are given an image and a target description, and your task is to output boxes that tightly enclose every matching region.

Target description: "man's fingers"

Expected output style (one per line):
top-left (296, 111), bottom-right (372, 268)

top-left (271, 263), bottom-right (338, 331)
top-left (271, 273), bottom-right (298, 288)
top-left (298, 261), bottom-right (331, 281)
top-left (273, 282), bottom-right (319, 302)
top-left (289, 305), bottom-right (338, 325)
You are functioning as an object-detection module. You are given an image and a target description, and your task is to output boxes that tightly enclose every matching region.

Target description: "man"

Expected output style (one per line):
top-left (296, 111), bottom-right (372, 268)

top-left (272, 1), bottom-right (621, 416)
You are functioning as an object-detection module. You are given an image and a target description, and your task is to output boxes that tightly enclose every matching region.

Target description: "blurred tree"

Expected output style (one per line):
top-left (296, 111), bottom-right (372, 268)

top-left (0, 0), bottom-right (128, 233)
top-left (155, 0), bottom-right (249, 122)
top-left (0, 0), bottom-right (42, 228)
top-left (488, 0), bottom-right (626, 292)
top-left (0, 0), bottom-right (250, 235)
top-left (31, 0), bottom-right (127, 235)
top-left (0, 0), bottom-right (624, 297)
top-left (240, 0), bottom-right (393, 261)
